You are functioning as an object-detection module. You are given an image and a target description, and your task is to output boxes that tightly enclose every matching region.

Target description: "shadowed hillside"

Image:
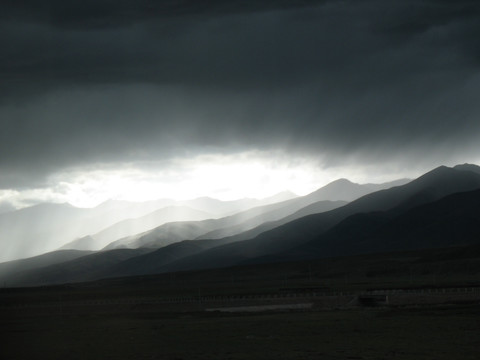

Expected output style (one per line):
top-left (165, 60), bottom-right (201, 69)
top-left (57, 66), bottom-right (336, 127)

top-left (160, 165), bottom-right (480, 272)
top-left (256, 188), bottom-right (480, 264)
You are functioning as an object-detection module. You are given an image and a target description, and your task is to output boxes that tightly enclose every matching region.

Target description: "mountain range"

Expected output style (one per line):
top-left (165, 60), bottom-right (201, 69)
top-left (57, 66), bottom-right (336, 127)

top-left (0, 191), bottom-right (298, 262)
top-left (2, 164), bottom-right (480, 287)
top-left (156, 165), bottom-right (480, 273)
top-left (101, 178), bottom-right (408, 252)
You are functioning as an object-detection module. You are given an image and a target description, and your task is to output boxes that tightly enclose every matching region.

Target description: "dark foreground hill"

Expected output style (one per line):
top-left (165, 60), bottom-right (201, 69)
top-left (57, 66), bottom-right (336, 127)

top-left (256, 188), bottom-right (480, 264)
top-left (0, 250), bottom-right (92, 283)
top-left (1, 249), bottom-right (153, 287)
top-left (160, 165), bottom-right (480, 272)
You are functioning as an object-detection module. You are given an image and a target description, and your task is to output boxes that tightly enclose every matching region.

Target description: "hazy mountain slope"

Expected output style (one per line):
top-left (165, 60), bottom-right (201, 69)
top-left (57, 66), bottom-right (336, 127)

top-left (161, 165), bottom-right (480, 272)
top-left (0, 203), bottom-right (92, 262)
top-left (363, 179), bottom-right (411, 192)
top-left (202, 200), bottom-right (348, 245)
top-left (61, 206), bottom-right (212, 251)
top-left (91, 196), bottom-right (284, 220)
top-left (75, 196), bottom-right (294, 249)
top-left (197, 179), bottom-right (409, 242)
top-left (259, 190), bottom-right (298, 204)
top-left (20, 201), bottom-right (347, 282)
top-left (191, 188), bottom-right (342, 239)
top-left (5, 179), bottom-right (396, 284)
top-left (100, 240), bottom-right (220, 278)
top-left (305, 178), bottom-right (408, 202)
top-left (95, 206), bottom-right (213, 243)
top-left (0, 193), bottom-right (295, 262)
top-left (103, 221), bottom-right (218, 250)
top-left (195, 199), bottom-right (348, 240)
top-left (6, 166), bottom-right (476, 286)
top-left (0, 199), bottom-right (197, 262)
top-left (176, 191), bottom-right (297, 216)
top-left (59, 236), bottom-right (99, 252)
top-left (4, 239), bottom-right (228, 286)
top-left (6, 248), bottom-right (154, 286)
top-left (0, 249), bottom-right (92, 285)
top-left (103, 197), bottom-right (304, 249)
top-left (101, 177), bottom-right (378, 250)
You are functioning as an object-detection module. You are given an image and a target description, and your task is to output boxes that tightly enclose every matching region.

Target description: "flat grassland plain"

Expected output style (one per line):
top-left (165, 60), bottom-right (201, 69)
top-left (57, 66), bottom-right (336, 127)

top-left (2, 247), bottom-right (480, 360)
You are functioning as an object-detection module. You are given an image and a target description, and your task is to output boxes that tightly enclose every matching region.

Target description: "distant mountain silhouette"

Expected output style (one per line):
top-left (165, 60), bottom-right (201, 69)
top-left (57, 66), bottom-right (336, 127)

top-left (3, 165), bottom-right (479, 286)
top-left (103, 221), bottom-right (217, 250)
top-left (100, 177), bottom-right (397, 250)
top-left (160, 165), bottom-right (480, 272)
top-left (195, 200), bottom-right (347, 240)
top-left (0, 177), bottom-right (410, 285)
top-left (453, 163), bottom-right (480, 174)
top-left (60, 236), bottom-right (98, 251)
top-left (0, 193), bottom-right (298, 262)
top-left (261, 190), bottom-right (298, 203)
top-left (9, 164), bottom-right (480, 285)
top-left (90, 200), bottom-right (346, 279)
top-left (51, 201), bottom-right (346, 280)
top-left (61, 206), bottom-right (212, 251)
top-left (305, 178), bottom-right (409, 202)
top-left (198, 179), bottom-right (409, 243)
top-left (0, 199), bottom-right (196, 261)
top-left (175, 192), bottom-right (298, 216)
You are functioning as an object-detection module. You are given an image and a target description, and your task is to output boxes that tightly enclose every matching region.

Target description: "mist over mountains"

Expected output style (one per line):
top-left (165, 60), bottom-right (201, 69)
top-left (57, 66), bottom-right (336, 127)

top-left (0, 176), bottom-right (403, 262)
top-left (158, 165), bottom-right (480, 273)
top-left (0, 190), bottom-right (297, 262)
top-left (0, 164), bottom-right (479, 287)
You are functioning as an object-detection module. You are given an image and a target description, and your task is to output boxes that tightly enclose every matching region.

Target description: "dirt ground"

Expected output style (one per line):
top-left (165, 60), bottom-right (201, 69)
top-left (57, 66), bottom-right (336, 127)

top-left (2, 247), bottom-right (480, 359)
top-left (2, 302), bottom-right (480, 360)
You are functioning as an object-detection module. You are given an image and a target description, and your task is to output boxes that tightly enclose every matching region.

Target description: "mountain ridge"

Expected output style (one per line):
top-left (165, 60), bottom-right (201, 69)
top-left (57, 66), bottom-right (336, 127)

top-left (102, 177), bottom-right (407, 250)
top-left (158, 165), bottom-right (480, 272)
top-left (2, 165), bottom-right (478, 286)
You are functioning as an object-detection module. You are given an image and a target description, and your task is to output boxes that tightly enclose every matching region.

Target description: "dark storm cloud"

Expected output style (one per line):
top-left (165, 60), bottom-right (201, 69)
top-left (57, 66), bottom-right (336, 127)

top-left (0, 1), bottom-right (324, 26)
top-left (1, 0), bottom-right (480, 188)
top-left (0, 1), bottom-right (329, 96)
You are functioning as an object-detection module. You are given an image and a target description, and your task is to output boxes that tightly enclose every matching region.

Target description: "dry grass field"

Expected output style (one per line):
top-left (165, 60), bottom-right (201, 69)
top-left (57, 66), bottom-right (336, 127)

top-left (2, 247), bottom-right (480, 360)
top-left (2, 303), bottom-right (480, 360)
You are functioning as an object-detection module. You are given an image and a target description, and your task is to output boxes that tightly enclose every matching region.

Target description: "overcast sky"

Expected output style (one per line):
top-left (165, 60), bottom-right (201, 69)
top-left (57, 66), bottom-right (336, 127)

top-left (1, 0), bottom-right (479, 209)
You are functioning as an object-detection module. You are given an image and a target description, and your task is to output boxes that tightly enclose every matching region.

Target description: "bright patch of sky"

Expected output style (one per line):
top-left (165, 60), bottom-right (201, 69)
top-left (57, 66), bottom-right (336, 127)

top-left (0, 150), bottom-right (422, 210)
